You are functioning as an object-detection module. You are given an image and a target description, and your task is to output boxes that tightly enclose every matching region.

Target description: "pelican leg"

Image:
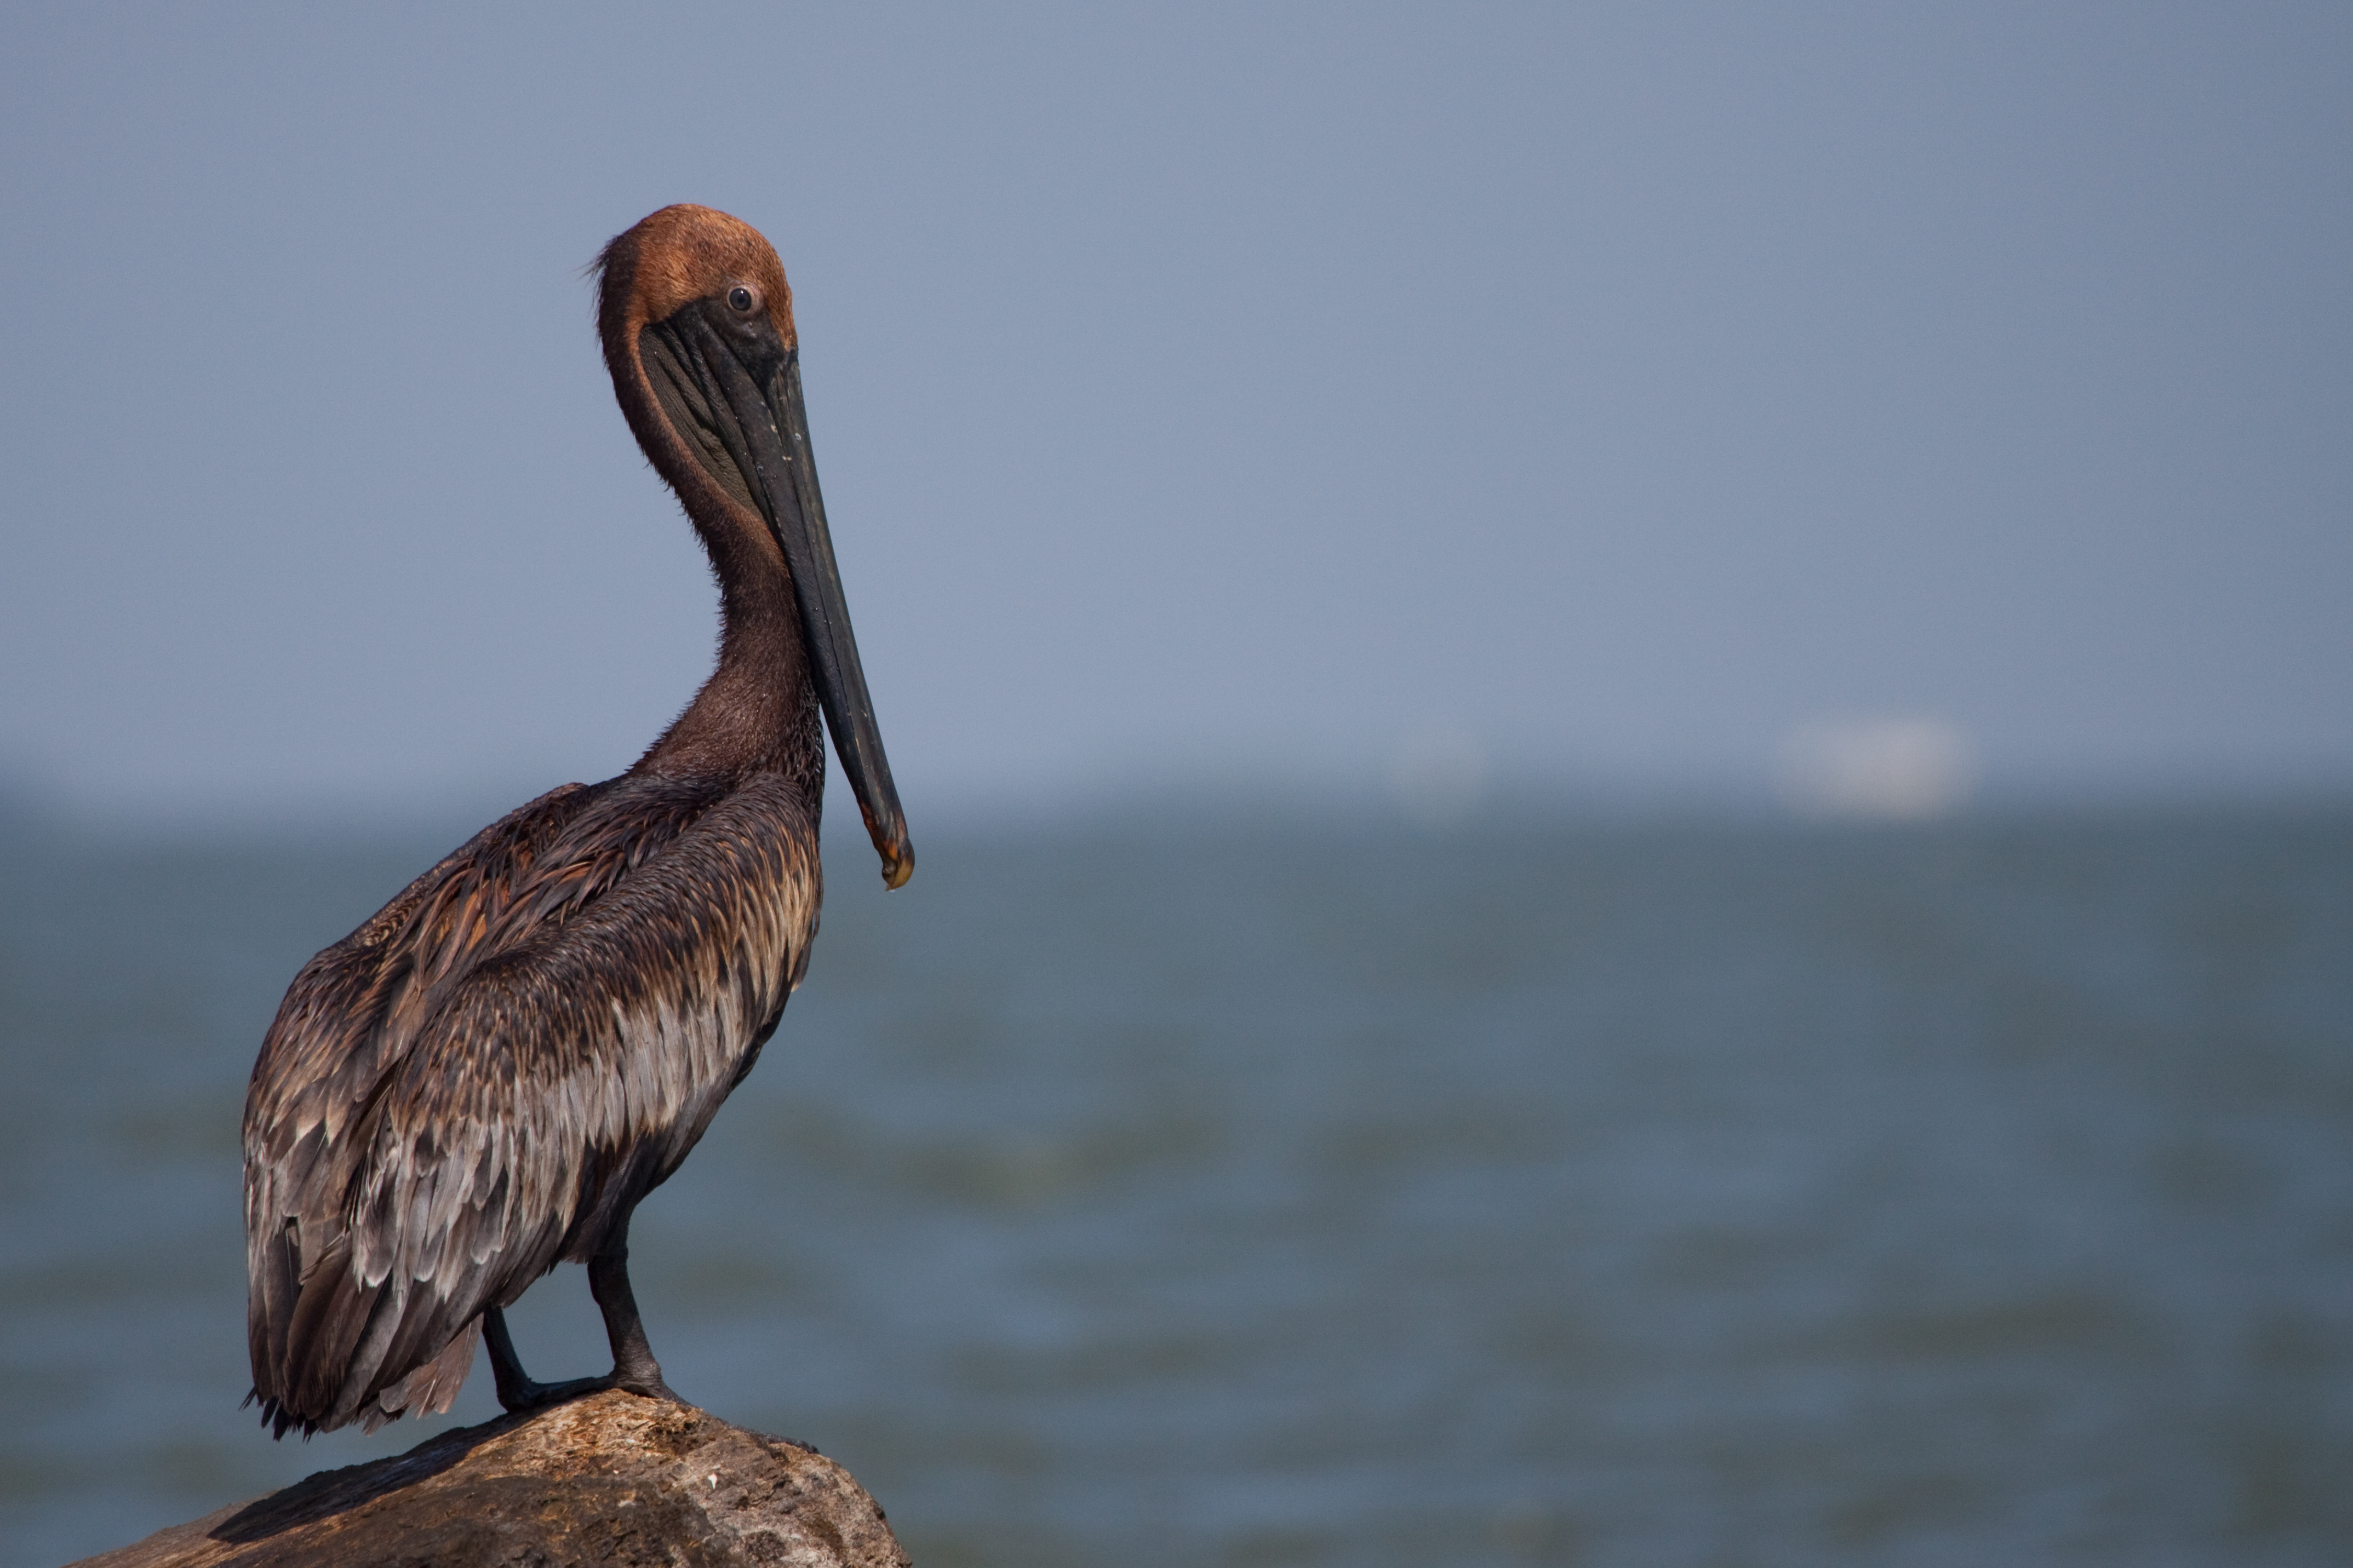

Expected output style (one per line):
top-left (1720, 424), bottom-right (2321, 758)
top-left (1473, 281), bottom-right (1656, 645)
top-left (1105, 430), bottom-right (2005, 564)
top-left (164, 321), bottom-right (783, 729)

top-left (482, 1305), bottom-right (604, 1414)
top-left (588, 1221), bottom-right (681, 1403)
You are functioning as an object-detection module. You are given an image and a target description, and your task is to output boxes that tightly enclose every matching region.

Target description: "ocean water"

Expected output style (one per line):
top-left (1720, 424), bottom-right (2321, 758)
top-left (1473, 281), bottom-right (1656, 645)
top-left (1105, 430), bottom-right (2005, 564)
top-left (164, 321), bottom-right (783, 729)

top-left (1, 797), bottom-right (2348, 1566)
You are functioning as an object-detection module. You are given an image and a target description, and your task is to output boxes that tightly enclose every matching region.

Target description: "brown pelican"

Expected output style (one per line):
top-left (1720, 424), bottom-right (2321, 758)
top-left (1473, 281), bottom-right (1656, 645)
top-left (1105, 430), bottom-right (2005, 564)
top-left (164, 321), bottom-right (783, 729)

top-left (242, 204), bottom-right (911, 1438)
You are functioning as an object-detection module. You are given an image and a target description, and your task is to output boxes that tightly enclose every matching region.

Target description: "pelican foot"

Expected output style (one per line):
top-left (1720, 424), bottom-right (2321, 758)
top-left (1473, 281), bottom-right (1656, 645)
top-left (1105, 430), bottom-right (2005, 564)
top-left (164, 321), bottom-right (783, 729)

top-left (610, 1367), bottom-right (684, 1404)
top-left (494, 1372), bottom-right (610, 1416)
top-left (482, 1306), bottom-right (622, 1415)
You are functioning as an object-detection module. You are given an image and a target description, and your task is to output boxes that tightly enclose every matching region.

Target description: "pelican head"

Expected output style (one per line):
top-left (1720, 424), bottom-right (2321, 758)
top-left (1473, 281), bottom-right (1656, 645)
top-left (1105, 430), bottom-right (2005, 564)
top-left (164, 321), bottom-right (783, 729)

top-left (596, 205), bottom-right (911, 888)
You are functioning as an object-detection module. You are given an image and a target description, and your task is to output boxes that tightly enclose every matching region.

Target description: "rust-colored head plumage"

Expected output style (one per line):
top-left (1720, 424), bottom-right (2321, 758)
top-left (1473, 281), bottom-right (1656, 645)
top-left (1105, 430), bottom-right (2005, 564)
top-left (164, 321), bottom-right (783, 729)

top-left (596, 204), bottom-right (796, 357)
top-left (589, 204), bottom-right (801, 570)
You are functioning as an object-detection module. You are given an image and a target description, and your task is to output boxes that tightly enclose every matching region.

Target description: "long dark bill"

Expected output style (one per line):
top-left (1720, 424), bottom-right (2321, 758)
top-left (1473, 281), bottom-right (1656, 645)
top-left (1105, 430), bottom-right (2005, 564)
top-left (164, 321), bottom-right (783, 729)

top-left (672, 309), bottom-right (914, 888)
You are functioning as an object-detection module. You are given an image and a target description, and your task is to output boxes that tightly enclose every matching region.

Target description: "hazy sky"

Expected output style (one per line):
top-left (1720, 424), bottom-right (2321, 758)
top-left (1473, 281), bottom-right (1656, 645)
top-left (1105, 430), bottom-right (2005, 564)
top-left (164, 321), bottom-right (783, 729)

top-left (2, 3), bottom-right (2347, 824)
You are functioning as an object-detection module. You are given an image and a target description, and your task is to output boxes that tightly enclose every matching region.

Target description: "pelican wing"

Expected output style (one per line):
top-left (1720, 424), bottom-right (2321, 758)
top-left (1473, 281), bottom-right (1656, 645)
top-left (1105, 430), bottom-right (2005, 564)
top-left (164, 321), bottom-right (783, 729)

top-left (243, 773), bottom-right (816, 1435)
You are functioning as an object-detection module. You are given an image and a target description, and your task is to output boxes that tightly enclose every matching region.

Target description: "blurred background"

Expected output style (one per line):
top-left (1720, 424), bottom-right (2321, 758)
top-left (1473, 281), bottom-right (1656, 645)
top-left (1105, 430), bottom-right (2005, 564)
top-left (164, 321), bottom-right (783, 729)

top-left (2, 4), bottom-right (2348, 1564)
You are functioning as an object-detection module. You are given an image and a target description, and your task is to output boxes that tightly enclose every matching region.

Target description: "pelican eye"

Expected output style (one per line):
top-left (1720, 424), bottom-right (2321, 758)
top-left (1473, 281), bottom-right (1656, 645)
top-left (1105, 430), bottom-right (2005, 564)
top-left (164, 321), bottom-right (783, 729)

top-left (727, 285), bottom-right (756, 314)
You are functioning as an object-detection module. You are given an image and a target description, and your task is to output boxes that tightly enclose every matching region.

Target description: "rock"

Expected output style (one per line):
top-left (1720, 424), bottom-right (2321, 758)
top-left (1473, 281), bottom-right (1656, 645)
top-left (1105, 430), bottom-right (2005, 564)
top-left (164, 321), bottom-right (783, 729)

top-left (70, 1390), bottom-right (911, 1567)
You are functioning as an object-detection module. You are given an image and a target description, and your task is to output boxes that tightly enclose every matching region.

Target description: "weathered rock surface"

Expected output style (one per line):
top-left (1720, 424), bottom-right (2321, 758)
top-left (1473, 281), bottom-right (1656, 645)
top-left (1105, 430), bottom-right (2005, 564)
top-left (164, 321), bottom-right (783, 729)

top-left (71, 1390), bottom-right (911, 1568)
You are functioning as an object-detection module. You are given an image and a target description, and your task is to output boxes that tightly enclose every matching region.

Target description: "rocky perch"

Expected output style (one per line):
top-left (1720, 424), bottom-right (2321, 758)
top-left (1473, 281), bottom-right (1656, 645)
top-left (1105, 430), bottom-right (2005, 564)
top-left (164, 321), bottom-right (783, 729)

top-left (72, 1391), bottom-right (911, 1567)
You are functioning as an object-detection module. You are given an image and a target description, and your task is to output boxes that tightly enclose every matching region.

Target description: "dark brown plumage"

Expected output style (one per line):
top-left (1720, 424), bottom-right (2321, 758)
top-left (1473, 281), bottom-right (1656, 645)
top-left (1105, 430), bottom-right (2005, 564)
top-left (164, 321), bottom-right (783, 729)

top-left (243, 205), bottom-right (911, 1438)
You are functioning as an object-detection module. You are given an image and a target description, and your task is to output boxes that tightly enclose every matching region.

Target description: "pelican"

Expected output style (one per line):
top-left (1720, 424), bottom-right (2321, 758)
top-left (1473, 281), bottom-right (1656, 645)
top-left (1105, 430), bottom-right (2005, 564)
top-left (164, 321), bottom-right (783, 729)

top-left (242, 204), bottom-right (911, 1438)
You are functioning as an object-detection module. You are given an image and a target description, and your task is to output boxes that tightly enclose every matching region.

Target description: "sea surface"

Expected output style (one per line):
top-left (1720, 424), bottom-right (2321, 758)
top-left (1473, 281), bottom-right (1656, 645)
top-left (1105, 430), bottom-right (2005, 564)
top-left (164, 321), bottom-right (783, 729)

top-left (1, 797), bottom-right (2349, 1566)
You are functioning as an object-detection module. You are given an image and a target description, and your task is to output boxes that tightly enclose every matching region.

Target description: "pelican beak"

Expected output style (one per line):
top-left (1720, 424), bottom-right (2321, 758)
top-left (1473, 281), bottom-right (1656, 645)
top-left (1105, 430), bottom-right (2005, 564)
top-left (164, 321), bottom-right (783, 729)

top-left (668, 308), bottom-right (914, 888)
